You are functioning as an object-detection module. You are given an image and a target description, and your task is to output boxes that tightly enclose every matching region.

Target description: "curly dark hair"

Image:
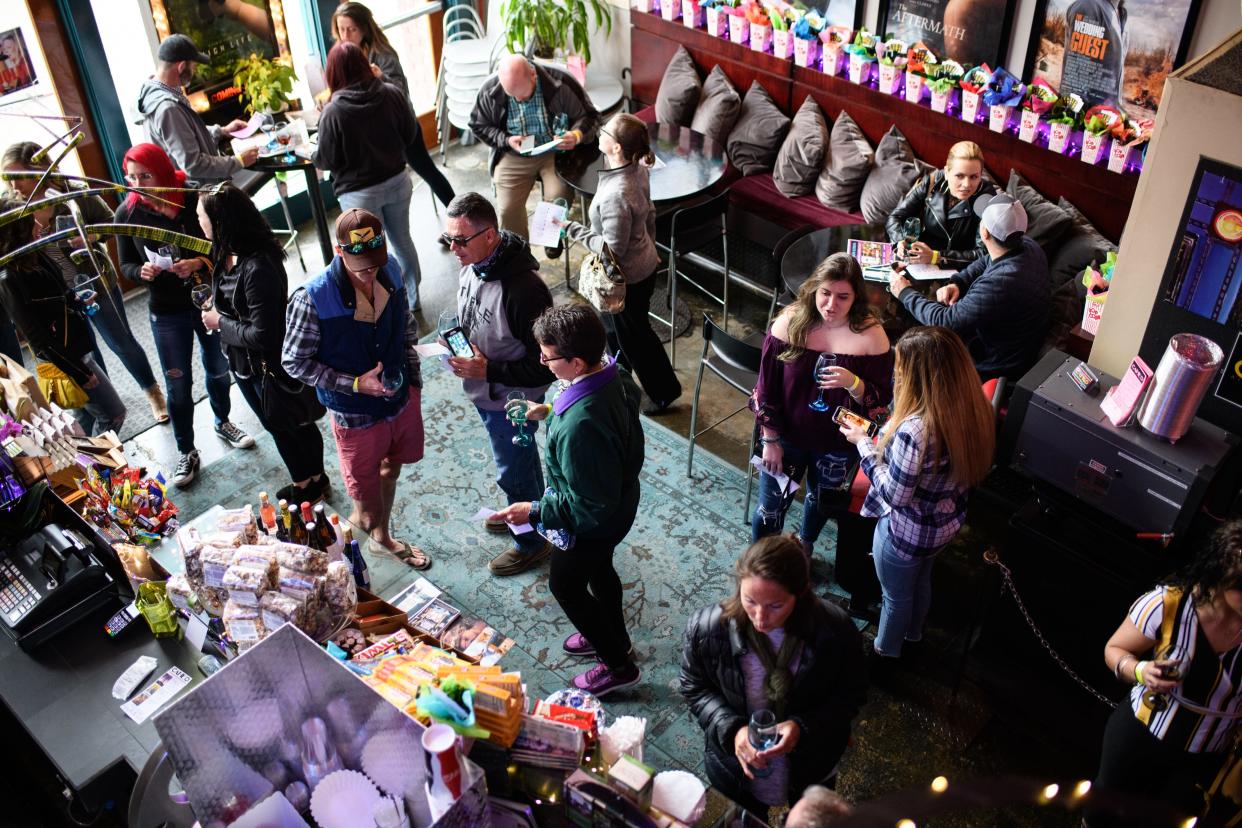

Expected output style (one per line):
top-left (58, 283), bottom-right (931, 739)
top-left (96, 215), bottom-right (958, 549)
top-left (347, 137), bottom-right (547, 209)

top-left (532, 303), bottom-right (606, 366)
top-left (1169, 520), bottom-right (1242, 605)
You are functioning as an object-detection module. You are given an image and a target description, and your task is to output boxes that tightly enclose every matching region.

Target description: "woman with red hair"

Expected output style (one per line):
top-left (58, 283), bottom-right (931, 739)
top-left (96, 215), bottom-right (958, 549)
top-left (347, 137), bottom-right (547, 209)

top-left (113, 142), bottom-right (254, 488)
top-left (315, 41), bottom-right (424, 309)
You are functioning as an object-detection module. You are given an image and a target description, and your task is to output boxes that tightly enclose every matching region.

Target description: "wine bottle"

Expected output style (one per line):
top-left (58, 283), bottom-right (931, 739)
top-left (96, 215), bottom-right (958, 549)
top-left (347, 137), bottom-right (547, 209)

top-left (304, 521), bottom-right (322, 552)
top-left (289, 504), bottom-right (308, 547)
top-left (258, 492), bottom-right (278, 536)
top-left (346, 539), bottom-right (370, 589)
top-left (276, 499), bottom-right (292, 543)
top-left (312, 504), bottom-right (335, 552)
top-left (326, 514), bottom-right (345, 563)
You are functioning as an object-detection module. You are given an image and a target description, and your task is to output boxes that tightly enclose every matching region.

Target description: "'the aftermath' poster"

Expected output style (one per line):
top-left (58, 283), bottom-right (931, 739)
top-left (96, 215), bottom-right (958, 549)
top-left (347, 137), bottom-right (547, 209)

top-left (1026, 0), bottom-right (1201, 119)
top-left (878, 0), bottom-right (1015, 68)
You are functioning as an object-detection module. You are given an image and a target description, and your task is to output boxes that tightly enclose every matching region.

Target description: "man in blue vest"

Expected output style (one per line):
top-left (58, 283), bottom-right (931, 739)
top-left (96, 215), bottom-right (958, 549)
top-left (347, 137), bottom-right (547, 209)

top-left (283, 208), bottom-right (431, 569)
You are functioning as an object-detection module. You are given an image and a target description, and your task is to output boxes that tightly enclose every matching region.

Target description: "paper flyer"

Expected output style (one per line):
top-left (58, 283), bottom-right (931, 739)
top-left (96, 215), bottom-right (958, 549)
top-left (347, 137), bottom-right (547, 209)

top-left (529, 201), bottom-right (567, 248)
top-left (120, 667), bottom-right (192, 724)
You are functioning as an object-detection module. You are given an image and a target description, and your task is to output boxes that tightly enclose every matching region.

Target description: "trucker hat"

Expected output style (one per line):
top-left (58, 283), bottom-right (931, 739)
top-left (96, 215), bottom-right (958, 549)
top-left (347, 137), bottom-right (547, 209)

top-left (335, 208), bottom-right (389, 271)
top-left (157, 34), bottom-right (211, 65)
top-left (973, 192), bottom-right (1028, 246)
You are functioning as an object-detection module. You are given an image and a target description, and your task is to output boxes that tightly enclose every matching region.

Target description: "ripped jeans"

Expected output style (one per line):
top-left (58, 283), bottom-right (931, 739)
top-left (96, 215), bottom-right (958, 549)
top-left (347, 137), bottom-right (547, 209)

top-left (751, 441), bottom-right (859, 547)
top-left (150, 310), bottom-right (232, 454)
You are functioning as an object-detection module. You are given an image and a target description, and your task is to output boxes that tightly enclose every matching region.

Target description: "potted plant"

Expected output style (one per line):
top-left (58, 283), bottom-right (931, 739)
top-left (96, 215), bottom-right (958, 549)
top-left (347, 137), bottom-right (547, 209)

top-left (499, 0), bottom-right (613, 63)
top-left (232, 53), bottom-right (297, 115)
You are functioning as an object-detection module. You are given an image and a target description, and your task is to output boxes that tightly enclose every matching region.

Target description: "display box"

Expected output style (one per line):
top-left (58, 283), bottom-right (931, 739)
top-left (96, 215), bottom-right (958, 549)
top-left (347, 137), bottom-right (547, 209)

top-left (728, 13), bottom-right (748, 44)
top-left (1047, 121), bottom-right (1077, 154)
top-left (1108, 140), bottom-right (1140, 174)
top-left (633, 0), bottom-right (655, 13)
top-left (961, 89), bottom-right (983, 124)
top-left (1081, 131), bottom-right (1111, 165)
top-left (680, 0), bottom-right (702, 27)
top-left (848, 53), bottom-right (875, 85)
top-left (930, 86), bottom-right (958, 114)
top-left (1081, 295), bottom-right (1105, 336)
top-left (877, 63), bottom-right (904, 95)
top-left (822, 42), bottom-right (847, 76)
top-left (988, 103), bottom-right (1015, 133)
top-left (660, 0), bottom-right (680, 21)
top-left (772, 28), bottom-right (793, 60)
top-left (1018, 109), bottom-right (1042, 144)
top-left (705, 6), bottom-right (727, 36)
top-left (793, 36), bottom-right (819, 67)
top-left (905, 72), bottom-right (927, 104)
top-left (749, 21), bottom-right (772, 53)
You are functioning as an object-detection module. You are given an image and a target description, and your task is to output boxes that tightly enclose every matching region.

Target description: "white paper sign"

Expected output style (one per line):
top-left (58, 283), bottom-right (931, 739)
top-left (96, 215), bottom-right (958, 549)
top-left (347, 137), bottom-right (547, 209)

top-left (120, 667), bottom-right (192, 724)
top-left (906, 263), bottom-right (959, 281)
top-left (145, 247), bottom-right (174, 271)
top-left (529, 201), bottom-right (568, 248)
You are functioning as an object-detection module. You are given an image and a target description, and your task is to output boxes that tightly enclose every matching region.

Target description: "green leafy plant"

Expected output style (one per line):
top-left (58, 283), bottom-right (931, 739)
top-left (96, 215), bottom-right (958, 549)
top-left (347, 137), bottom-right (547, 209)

top-left (232, 53), bottom-right (296, 115)
top-left (499, 0), bottom-right (613, 62)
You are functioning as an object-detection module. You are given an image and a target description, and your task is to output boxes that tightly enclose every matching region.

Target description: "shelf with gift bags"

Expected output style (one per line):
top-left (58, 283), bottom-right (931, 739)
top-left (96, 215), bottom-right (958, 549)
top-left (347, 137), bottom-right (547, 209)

top-left (1018, 78), bottom-right (1058, 146)
top-left (819, 25), bottom-right (852, 76)
top-left (845, 28), bottom-right (878, 86)
top-left (904, 42), bottom-right (936, 105)
top-left (983, 66), bottom-right (1023, 135)
top-left (876, 38), bottom-right (908, 96)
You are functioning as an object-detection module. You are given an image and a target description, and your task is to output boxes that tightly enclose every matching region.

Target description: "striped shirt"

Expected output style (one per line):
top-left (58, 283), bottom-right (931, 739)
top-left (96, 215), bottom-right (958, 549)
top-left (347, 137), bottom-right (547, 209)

top-left (1128, 586), bottom-right (1242, 754)
top-left (857, 415), bottom-right (970, 557)
top-left (505, 77), bottom-right (552, 144)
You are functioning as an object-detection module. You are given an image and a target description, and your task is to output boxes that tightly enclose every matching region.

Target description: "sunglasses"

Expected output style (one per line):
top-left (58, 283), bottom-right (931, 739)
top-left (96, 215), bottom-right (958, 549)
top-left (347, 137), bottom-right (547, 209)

top-left (439, 227), bottom-right (489, 248)
top-left (340, 234), bottom-right (385, 255)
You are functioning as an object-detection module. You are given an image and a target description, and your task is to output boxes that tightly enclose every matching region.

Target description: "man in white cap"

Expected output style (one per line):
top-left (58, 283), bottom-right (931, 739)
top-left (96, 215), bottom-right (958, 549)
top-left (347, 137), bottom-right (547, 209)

top-left (888, 192), bottom-right (1050, 381)
top-left (136, 33), bottom-right (259, 185)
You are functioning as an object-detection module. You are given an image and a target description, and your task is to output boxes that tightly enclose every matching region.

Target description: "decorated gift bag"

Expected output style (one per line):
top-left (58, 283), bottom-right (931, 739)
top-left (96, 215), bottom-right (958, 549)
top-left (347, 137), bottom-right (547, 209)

top-left (983, 66), bottom-right (1024, 134)
top-left (819, 25), bottom-right (851, 76)
top-left (959, 65), bottom-right (991, 125)
top-left (876, 39), bottom-right (907, 95)
top-left (846, 29), bottom-right (877, 85)
top-left (1019, 79), bottom-right (1058, 145)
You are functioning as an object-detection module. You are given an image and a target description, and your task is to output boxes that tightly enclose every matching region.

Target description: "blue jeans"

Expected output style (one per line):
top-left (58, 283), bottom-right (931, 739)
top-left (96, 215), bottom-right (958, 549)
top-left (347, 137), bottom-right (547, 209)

top-left (477, 405), bottom-right (546, 554)
top-left (338, 172), bottom-right (421, 307)
top-left (92, 284), bottom-right (157, 390)
top-left (872, 516), bottom-right (938, 657)
top-left (150, 310), bottom-right (232, 454)
top-left (76, 354), bottom-right (127, 437)
top-left (751, 441), bottom-right (858, 545)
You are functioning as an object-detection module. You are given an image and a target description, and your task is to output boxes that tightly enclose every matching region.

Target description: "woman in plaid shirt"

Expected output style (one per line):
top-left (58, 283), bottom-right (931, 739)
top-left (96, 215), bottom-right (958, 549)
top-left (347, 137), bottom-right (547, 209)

top-left (839, 326), bottom-right (994, 662)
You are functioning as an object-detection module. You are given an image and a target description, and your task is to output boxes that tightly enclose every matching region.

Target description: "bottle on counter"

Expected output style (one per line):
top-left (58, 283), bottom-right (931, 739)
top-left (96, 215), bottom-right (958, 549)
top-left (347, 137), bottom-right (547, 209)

top-left (277, 499), bottom-right (292, 543)
top-left (326, 514), bottom-right (345, 563)
top-left (345, 539), bottom-right (370, 589)
top-left (258, 492), bottom-right (278, 536)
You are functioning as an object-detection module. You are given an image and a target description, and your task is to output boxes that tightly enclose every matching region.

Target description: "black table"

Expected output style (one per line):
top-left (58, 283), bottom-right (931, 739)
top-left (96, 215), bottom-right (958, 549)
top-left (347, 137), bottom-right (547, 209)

top-left (558, 122), bottom-right (727, 204)
top-left (251, 155), bottom-right (333, 266)
top-left (778, 223), bottom-right (890, 295)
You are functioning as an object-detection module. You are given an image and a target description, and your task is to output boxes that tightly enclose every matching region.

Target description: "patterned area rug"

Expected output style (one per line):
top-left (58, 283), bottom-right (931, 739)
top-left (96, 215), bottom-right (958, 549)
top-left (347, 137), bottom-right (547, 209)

top-left (167, 354), bottom-right (821, 779)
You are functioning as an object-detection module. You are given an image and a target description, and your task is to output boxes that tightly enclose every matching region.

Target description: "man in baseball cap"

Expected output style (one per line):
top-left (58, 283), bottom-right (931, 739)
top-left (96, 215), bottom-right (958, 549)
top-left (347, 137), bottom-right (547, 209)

top-left (136, 33), bottom-right (259, 185)
top-left (282, 208), bottom-right (432, 570)
top-left (888, 190), bottom-right (1051, 380)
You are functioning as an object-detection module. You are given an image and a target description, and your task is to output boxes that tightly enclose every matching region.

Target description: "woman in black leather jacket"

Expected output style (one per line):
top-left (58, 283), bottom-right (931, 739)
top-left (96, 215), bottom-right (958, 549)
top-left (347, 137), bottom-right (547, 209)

top-left (196, 184), bottom-right (328, 504)
top-left (680, 535), bottom-right (867, 816)
top-left (885, 140), bottom-right (996, 270)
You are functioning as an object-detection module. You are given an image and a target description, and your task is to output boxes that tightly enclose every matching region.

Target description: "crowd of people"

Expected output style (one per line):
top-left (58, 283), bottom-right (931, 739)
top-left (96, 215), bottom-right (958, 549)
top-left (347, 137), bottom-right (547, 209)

top-left (0, 10), bottom-right (1238, 825)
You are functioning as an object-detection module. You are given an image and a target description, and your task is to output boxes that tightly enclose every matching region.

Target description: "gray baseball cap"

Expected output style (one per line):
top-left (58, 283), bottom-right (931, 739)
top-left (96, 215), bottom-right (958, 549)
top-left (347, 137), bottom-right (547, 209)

top-left (973, 192), bottom-right (1028, 244)
top-left (157, 33), bottom-right (210, 65)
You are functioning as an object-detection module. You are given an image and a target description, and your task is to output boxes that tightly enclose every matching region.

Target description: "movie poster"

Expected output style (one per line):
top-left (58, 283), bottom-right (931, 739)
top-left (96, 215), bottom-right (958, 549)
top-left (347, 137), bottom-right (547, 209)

top-left (1026, 0), bottom-right (1201, 119)
top-left (0, 28), bottom-right (37, 97)
top-left (161, 0), bottom-right (278, 93)
top-left (878, 0), bottom-right (1015, 68)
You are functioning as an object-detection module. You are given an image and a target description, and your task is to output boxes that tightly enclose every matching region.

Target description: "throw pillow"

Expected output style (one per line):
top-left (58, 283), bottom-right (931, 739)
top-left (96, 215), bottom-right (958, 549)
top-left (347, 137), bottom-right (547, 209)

top-left (859, 125), bottom-right (929, 225)
top-left (1006, 171), bottom-right (1074, 251)
top-left (1050, 197), bottom-right (1117, 289)
top-left (815, 110), bottom-right (874, 213)
top-left (773, 97), bottom-right (829, 197)
top-left (655, 46), bottom-right (702, 127)
top-left (726, 81), bottom-right (792, 176)
top-left (689, 65), bottom-right (742, 146)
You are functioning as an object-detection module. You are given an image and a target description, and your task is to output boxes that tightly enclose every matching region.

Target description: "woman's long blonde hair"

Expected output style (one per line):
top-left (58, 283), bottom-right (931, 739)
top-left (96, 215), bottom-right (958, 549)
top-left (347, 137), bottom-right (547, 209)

top-left (877, 326), bottom-right (994, 487)
top-left (779, 252), bottom-right (877, 362)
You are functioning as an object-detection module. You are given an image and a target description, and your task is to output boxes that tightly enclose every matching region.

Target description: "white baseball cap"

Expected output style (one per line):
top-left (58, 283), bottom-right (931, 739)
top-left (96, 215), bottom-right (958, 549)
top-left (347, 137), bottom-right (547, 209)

top-left (973, 193), bottom-right (1028, 245)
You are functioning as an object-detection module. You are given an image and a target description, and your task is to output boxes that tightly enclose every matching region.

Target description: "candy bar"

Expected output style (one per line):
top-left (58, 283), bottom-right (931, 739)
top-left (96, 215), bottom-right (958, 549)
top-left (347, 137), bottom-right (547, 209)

top-left (276, 545), bottom-right (328, 575)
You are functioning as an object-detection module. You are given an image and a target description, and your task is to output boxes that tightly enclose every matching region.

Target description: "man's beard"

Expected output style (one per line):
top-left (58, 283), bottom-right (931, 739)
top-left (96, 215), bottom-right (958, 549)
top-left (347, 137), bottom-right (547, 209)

top-left (179, 65), bottom-right (194, 87)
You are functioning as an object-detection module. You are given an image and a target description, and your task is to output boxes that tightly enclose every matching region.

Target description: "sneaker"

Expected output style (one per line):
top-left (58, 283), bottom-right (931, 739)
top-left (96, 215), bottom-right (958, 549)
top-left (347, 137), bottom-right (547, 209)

top-left (571, 662), bottom-right (641, 697)
top-left (484, 515), bottom-right (510, 534)
top-left (488, 542), bottom-right (553, 576)
top-left (563, 633), bottom-right (637, 660)
top-left (215, 421), bottom-right (255, 449)
top-left (172, 450), bottom-right (200, 488)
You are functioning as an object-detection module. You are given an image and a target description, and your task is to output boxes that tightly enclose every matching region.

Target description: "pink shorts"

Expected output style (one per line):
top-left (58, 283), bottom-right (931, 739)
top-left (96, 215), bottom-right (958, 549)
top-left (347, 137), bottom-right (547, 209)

top-left (331, 391), bottom-right (424, 502)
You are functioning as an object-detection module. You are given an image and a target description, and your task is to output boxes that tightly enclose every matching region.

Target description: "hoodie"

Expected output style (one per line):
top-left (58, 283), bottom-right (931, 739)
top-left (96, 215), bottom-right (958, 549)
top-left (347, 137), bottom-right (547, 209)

top-left (456, 231), bottom-right (555, 411)
top-left (136, 79), bottom-right (240, 185)
top-left (313, 78), bottom-right (417, 197)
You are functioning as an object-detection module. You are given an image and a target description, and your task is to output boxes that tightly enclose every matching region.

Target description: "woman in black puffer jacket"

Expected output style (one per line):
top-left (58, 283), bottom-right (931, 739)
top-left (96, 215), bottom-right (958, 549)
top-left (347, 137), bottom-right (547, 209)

top-left (885, 140), bottom-right (997, 270)
top-left (680, 535), bottom-right (867, 816)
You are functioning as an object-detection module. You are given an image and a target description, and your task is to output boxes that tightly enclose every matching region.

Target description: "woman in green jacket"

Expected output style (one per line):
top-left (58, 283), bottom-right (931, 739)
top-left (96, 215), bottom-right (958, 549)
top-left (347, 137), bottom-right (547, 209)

top-left (493, 304), bottom-right (645, 696)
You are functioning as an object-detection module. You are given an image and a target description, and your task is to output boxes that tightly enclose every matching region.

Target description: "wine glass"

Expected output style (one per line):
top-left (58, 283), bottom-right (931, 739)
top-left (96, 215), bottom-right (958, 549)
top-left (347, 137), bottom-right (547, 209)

top-left (257, 112), bottom-right (276, 154)
top-left (808, 353), bottom-right (837, 412)
top-left (748, 709), bottom-right (778, 779)
top-left (73, 273), bottom-right (99, 317)
top-left (381, 363), bottom-right (404, 394)
top-left (900, 218), bottom-right (922, 261)
top-left (506, 390), bottom-right (533, 447)
top-left (190, 282), bottom-right (215, 335)
top-left (437, 310), bottom-right (459, 338)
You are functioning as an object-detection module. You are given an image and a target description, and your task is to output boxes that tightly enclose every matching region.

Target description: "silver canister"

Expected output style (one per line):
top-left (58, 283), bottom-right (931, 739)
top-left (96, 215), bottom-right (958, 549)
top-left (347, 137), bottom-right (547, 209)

top-left (1137, 334), bottom-right (1224, 442)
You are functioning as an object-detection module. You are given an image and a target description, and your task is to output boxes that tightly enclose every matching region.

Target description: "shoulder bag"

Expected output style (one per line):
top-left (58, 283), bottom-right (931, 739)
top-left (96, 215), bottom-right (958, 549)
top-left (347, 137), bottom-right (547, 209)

top-left (578, 242), bottom-right (627, 314)
top-left (255, 355), bottom-right (326, 428)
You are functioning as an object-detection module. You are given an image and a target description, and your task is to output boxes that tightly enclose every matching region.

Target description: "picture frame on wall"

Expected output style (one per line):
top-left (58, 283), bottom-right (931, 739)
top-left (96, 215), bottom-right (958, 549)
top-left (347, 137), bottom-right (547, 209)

top-left (1024, 0), bottom-right (1203, 120)
top-left (824, 0), bottom-right (865, 30)
top-left (152, 0), bottom-right (281, 95)
top-left (876, 0), bottom-right (1016, 68)
top-left (0, 28), bottom-right (38, 98)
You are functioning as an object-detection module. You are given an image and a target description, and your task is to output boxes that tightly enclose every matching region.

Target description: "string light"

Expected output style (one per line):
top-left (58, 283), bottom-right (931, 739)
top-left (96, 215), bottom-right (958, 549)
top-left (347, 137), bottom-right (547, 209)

top-left (896, 820), bottom-right (917, 828)
top-left (1180, 819), bottom-right (1198, 828)
top-left (1073, 780), bottom-right (1091, 799)
top-left (1039, 783), bottom-right (1060, 803)
top-left (930, 776), bottom-right (948, 793)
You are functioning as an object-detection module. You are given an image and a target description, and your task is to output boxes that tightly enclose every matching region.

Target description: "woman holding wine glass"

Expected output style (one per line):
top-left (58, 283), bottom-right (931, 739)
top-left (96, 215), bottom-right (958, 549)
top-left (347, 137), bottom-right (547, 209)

top-left (750, 253), bottom-right (893, 566)
top-left (196, 183), bottom-right (329, 504)
top-left (885, 140), bottom-right (995, 270)
top-left (679, 535), bottom-right (866, 817)
top-left (113, 143), bottom-right (254, 488)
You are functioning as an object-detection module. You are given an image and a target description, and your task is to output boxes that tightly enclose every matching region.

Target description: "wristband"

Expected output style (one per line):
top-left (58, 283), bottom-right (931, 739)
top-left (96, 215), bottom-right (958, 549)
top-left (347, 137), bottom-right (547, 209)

top-left (352, 376), bottom-right (360, 394)
top-left (931, 250), bottom-right (940, 265)
top-left (848, 375), bottom-right (861, 393)
top-left (1135, 661), bottom-right (1146, 685)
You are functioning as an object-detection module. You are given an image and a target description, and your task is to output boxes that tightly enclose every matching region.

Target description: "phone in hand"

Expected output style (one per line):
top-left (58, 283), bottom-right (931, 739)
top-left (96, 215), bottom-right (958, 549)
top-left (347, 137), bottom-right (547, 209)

top-left (442, 326), bottom-right (475, 359)
top-left (832, 406), bottom-right (879, 438)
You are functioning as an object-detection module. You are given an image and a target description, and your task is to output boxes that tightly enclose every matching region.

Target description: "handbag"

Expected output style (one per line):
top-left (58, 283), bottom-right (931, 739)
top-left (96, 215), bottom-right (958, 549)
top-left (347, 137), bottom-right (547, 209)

top-left (29, 306), bottom-right (88, 410)
top-left (578, 243), bottom-right (627, 313)
top-left (257, 357), bottom-right (326, 428)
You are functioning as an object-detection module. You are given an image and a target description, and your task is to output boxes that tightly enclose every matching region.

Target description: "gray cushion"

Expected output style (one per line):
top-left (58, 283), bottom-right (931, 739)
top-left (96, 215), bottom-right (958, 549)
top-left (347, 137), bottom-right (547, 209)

top-left (773, 97), bottom-right (829, 197)
top-left (689, 65), bottom-right (742, 146)
top-left (1050, 197), bottom-right (1117, 289)
top-left (726, 81), bottom-right (792, 176)
top-left (815, 110), bottom-right (874, 213)
top-left (859, 125), bottom-right (931, 225)
top-left (655, 46), bottom-right (701, 128)
top-left (1006, 171), bottom-right (1074, 252)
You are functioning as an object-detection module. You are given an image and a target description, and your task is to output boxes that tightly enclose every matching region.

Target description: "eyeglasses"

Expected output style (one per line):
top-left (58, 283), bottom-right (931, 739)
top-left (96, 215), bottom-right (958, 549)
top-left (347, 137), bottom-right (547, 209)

top-left (600, 128), bottom-right (615, 141)
top-left (439, 228), bottom-right (489, 248)
top-left (340, 234), bottom-right (385, 255)
top-left (539, 352), bottom-right (568, 365)
top-left (124, 171), bottom-right (155, 183)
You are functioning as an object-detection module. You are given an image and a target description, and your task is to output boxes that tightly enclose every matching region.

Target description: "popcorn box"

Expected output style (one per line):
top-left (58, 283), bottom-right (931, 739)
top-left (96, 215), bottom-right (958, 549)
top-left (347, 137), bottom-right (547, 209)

top-left (661, 0), bottom-right (680, 21)
top-left (1081, 295), bottom-right (1105, 336)
top-left (1081, 131), bottom-right (1111, 166)
top-left (822, 43), bottom-right (847, 76)
top-left (1048, 121), bottom-right (1076, 154)
top-left (705, 7), bottom-right (727, 36)
top-left (749, 22), bottom-right (773, 53)
top-left (961, 89), bottom-right (983, 124)
top-left (878, 63), bottom-right (904, 95)
top-left (1018, 109), bottom-right (1042, 143)
top-left (772, 28), bottom-right (793, 60)
top-left (793, 36), bottom-right (820, 68)
top-left (1107, 140), bottom-right (1138, 174)
top-left (905, 73), bottom-right (927, 105)
top-left (681, 0), bottom-right (702, 27)
top-left (988, 103), bottom-right (1015, 133)
top-left (633, 0), bottom-right (655, 12)
top-left (728, 13), bottom-right (748, 44)
top-left (930, 87), bottom-right (958, 114)
top-left (848, 53), bottom-right (874, 85)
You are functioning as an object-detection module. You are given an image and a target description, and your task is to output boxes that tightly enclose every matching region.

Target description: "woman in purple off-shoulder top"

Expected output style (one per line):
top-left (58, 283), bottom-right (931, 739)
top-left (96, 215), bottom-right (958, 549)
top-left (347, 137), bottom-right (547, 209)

top-left (750, 253), bottom-right (894, 564)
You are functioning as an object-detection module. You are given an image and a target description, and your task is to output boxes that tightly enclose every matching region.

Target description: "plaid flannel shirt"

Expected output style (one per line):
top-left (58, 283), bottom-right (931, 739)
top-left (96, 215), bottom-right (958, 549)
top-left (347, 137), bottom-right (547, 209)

top-left (505, 77), bottom-right (552, 144)
top-left (857, 415), bottom-right (969, 557)
top-left (281, 282), bottom-right (422, 429)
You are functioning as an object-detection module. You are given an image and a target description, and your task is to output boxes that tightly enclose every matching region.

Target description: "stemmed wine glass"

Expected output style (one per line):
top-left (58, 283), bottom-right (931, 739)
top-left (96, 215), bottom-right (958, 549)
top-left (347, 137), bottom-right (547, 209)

top-left (506, 390), bottom-right (533, 447)
top-left (808, 353), bottom-right (837, 412)
top-left (257, 112), bottom-right (277, 154)
top-left (73, 273), bottom-right (99, 317)
top-left (190, 282), bottom-right (215, 335)
top-left (899, 218), bottom-right (922, 261)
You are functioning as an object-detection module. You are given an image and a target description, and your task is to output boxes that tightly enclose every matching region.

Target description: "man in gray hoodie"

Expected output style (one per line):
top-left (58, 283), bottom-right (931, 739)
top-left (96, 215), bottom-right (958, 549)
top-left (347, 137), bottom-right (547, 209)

top-left (136, 34), bottom-right (259, 185)
top-left (442, 192), bottom-right (557, 577)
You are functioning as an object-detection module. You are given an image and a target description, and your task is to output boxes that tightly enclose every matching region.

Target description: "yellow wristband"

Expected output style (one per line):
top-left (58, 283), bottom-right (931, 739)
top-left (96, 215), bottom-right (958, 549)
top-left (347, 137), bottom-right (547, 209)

top-left (352, 376), bottom-right (360, 394)
top-left (849, 375), bottom-right (861, 392)
top-left (1134, 661), bottom-right (1145, 684)
top-left (931, 250), bottom-right (941, 265)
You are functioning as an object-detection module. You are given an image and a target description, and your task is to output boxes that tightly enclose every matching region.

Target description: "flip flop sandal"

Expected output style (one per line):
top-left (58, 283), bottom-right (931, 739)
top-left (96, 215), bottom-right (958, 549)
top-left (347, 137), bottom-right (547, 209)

top-left (371, 539), bottom-right (432, 570)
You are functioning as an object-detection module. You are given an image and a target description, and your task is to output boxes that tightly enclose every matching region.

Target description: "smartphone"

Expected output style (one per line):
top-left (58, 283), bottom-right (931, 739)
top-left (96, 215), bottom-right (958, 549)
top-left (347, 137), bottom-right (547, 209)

top-left (442, 326), bottom-right (475, 359)
top-left (832, 406), bottom-right (879, 437)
